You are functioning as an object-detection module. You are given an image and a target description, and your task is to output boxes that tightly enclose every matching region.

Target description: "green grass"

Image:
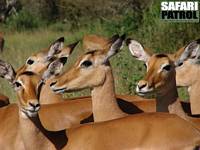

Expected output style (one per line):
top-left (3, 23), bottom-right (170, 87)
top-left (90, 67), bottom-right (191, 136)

top-left (0, 25), bottom-right (191, 103)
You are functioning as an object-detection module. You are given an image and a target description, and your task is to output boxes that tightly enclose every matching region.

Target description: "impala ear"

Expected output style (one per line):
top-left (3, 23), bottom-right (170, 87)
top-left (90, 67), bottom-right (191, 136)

top-left (108, 34), bottom-right (120, 44)
top-left (46, 37), bottom-right (65, 61)
top-left (42, 58), bottom-right (65, 81)
top-left (58, 41), bottom-right (79, 58)
top-left (103, 34), bottom-right (126, 63)
top-left (0, 60), bottom-right (16, 84)
top-left (67, 41), bottom-right (79, 53)
top-left (175, 39), bottom-right (200, 66)
top-left (126, 39), bottom-right (151, 62)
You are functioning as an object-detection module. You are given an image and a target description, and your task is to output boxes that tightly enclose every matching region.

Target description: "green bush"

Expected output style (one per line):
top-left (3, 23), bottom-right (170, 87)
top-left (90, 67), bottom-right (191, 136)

top-left (5, 9), bottom-right (44, 31)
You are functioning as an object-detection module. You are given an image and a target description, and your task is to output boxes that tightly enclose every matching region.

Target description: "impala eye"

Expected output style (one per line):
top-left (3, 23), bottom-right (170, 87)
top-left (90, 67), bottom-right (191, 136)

top-left (81, 60), bottom-right (93, 68)
top-left (26, 59), bottom-right (34, 65)
top-left (178, 62), bottom-right (183, 67)
top-left (14, 81), bottom-right (22, 88)
top-left (163, 64), bottom-right (171, 71)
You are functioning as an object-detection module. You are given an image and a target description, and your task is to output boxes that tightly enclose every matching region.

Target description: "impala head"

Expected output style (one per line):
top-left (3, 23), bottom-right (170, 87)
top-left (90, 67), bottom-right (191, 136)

top-left (127, 38), bottom-right (200, 87)
top-left (50, 34), bottom-right (125, 93)
top-left (175, 39), bottom-right (200, 86)
top-left (0, 60), bottom-right (40, 117)
top-left (14, 72), bottom-right (41, 117)
top-left (136, 54), bottom-right (175, 95)
top-left (0, 58), bottom-right (67, 118)
top-left (17, 37), bottom-right (78, 76)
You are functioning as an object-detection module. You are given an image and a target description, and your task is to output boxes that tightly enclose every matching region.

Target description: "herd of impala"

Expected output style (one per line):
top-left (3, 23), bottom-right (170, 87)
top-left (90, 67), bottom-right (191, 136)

top-left (0, 33), bottom-right (200, 149)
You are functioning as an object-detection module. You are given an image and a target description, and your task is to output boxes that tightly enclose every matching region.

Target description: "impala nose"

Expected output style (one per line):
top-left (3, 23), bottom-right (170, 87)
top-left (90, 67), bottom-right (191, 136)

top-left (29, 101), bottom-right (40, 111)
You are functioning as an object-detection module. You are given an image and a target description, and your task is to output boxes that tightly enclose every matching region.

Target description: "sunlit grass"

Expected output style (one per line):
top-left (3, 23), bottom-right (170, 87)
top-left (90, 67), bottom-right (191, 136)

top-left (0, 24), bottom-right (191, 103)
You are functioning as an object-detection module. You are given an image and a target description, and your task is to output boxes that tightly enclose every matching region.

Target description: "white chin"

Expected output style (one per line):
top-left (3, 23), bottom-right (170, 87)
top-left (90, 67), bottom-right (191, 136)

top-left (20, 111), bottom-right (37, 118)
top-left (137, 92), bottom-right (146, 96)
top-left (27, 111), bottom-right (38, 117)
top-left (136, 87), bottom-right (152, 96)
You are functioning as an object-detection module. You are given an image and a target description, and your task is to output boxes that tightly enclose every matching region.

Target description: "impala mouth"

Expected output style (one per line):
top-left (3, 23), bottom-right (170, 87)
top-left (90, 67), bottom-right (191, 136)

top-left (52, 86), bottom-right (82, 94)
top-left (52, 87), bottom-right (67, 94)
top-left (21, 106), bottom-right (40, 117)
top-left (136, 86), bottom-right (153, 96)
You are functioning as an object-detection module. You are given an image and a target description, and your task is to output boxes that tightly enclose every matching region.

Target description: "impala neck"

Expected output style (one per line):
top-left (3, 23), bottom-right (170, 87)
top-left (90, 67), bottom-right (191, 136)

top-left (156, 75), bottom-right (187, 119)
top-left (19, 111), bottom-right (67, 150)
top-left (91, 66), bottom-right (126, 122)
top-left (189, 81), bottom-right (200, 115)
top-left (40, 79), bottom-right (63, 104)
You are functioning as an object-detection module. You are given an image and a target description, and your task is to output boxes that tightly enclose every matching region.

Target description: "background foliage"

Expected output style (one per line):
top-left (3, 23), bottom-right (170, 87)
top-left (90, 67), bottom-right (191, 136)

top-left (0, 0), bottom-right (199, 102)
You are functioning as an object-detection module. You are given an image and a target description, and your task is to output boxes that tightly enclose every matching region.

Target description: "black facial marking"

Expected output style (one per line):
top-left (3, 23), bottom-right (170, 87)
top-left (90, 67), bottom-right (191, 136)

top-left (85, 50), bottom-right (98, 55)
top-left (156, 54), bottom-right (168, 58)
top-left (20, 71), bottom-right (35, 76)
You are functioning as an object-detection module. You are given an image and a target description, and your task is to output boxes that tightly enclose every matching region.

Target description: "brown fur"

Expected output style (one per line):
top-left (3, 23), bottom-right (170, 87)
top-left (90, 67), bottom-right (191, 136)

top-left (48, 45), bottom-right (200, 149)
top-left (138, 54), bottom-right (200, 129)
top-left (1, 48), bottom-right (198, 150)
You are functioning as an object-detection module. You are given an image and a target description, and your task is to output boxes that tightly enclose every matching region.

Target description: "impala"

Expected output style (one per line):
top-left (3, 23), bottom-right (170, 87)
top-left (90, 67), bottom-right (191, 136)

top-left (2, 37), bottom-right (200, 150)
top-left (0, 38), bottom-right (91, 149)
top-left (136, 52), bottom-right (200, 129)
top-left (175, 39), bottom-right (200, 115)
top-left (0, 59), bottom-right (91, 149)
top-left (0, 36), bottom-right (157, 139)
top-left (0, 36), bottom-right (67, 107)
top-left (127, 38), bottom-right (200, 115)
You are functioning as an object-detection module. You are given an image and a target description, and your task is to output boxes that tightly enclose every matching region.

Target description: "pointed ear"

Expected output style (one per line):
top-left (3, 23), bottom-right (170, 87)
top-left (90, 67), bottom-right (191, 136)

top-left (42, 58), bottom-right (65, 81)
top-left (58, 41), bottom-right (79, 58)
top-left (46, 37), bottom-right (65, 61)
top-left (126, 39), bottom-right (151, 62)
top-left (104, 34), bottom-right (126, 63)
top-left (0, 60), bottom-right (16, 84)
top-left (175, 39), bottom-right (200, 66)
top-left (108, 34), bottom-right (120, 44)
top-left (68, 41), bottom-right (79, 53)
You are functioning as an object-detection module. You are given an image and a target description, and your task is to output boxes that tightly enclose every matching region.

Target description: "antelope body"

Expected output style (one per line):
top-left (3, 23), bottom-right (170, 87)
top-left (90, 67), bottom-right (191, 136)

top-left (47, 35), bottom-right (200, 149)
top-left (127, 38), bottom-right (200, 115)
top-left (0, 37), bottom-right (198, 150)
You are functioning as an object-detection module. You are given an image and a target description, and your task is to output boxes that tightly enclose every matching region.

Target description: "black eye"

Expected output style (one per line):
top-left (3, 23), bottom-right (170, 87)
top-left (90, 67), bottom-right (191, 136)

top-left (26, 59), bottom-right (34, 65)
top-left (81, 60), bottom-right (93, 68)
top-left (15, 81), bottom-right (22, 88)
top-left (178, 62), bottom-right (183, 67)
top-left (163, 65), bottom-right (171, 71)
